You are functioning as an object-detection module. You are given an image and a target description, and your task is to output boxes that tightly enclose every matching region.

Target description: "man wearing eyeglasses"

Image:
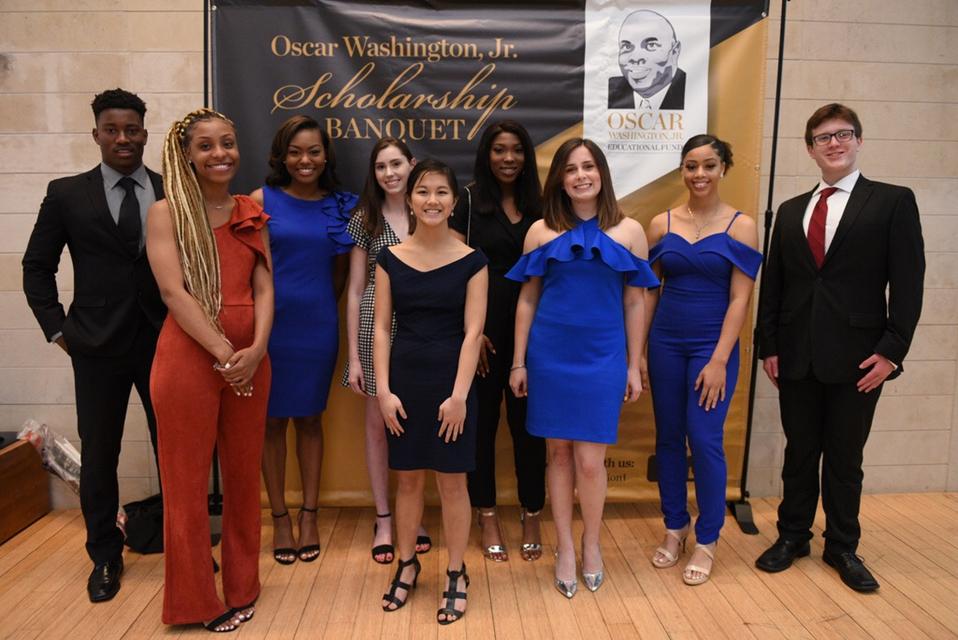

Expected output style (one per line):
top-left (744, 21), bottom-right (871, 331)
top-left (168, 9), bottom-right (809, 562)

top-left (755, 103), bottom-right (924, 591)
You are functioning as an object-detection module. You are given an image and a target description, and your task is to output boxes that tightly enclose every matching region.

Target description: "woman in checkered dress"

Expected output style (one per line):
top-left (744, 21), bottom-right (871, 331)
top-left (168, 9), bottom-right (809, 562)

top-left (343, 137), bottom-right (431, 564)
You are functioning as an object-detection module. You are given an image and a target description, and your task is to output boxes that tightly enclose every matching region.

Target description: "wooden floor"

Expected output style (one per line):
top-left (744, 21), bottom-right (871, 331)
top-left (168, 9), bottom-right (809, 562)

top-left (1, 495), bottom-right (957, 639)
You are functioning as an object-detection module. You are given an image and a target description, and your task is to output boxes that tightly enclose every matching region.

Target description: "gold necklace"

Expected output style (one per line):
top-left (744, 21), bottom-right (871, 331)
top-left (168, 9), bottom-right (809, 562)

top-left (687, 203), bottom-right (720, 239)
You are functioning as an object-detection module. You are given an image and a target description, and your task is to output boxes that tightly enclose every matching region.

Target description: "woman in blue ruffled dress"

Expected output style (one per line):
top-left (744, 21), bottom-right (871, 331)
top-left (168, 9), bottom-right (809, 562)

top-left (251, 116), bottom-right (357, 565)
top-left (643, 135), bottom-right (761, 586)
top-left (507, 138), bottom-right (658, 598)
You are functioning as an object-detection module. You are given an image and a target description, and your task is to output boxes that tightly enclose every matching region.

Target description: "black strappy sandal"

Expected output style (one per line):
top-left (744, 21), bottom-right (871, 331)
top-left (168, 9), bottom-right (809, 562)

top-left (271, 511), bottom-right (296, 565)
top-left (372, 512), bottom-right (395, 564)
top-left (382, 556), bottom-right (421, 611)
top-left (203, 610), bottom-right (240, 633)
top-left (297, 506), bottom-right (320, 562)
top-left (437, 563), bottom-right (469, 625)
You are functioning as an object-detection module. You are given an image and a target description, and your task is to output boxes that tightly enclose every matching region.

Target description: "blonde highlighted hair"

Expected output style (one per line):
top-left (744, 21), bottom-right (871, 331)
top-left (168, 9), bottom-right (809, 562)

top-left (161, 108), bottom-right (236, 341)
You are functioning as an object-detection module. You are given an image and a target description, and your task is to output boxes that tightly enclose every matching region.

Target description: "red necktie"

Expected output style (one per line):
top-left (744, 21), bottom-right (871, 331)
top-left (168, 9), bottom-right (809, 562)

top-left (807, 187), bottom-right (837, 268)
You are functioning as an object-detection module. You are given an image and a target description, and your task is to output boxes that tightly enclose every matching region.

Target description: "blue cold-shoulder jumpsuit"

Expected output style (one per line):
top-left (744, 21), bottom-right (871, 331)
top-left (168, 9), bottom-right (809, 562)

top-left (647, 211), bottom-right (762, 544)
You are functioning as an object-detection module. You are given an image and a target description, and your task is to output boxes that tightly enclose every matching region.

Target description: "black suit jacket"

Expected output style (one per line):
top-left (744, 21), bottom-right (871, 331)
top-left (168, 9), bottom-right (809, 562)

top-left (758, 175), bottom-right (924, 384)
top-left (22, 166), bottom-right (167, 358)
top-left (608, 68), bottom-right (686, 110)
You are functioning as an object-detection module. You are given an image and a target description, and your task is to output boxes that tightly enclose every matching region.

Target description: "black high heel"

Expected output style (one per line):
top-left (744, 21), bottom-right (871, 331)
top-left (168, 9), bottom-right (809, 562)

top-left (297, 506), bottom-right (320, 562)
top-left (437, 563), bottom-right (469, 625)
top-left (270, 511), bottom-right (296, 565)
top-left (382, 556), bottom-right (421, 611)
top-left (372, 512), bottom-right (395, 564)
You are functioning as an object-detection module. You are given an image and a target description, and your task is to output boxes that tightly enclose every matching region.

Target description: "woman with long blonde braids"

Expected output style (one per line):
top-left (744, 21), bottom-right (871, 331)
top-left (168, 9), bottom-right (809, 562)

top-left (148, 109), bottom-right (274, 633)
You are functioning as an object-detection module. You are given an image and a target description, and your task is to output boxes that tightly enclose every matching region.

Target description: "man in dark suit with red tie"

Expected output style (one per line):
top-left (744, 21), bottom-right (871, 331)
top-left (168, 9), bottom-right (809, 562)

top-left (22, 89), bottom-right (166, 602)
top-left (755, 104), bottom-right (924, 591)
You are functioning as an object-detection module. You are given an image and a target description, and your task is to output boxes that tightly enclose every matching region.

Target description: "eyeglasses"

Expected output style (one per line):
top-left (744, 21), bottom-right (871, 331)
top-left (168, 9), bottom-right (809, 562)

top-left (811, 129), bottom-right (856, 146)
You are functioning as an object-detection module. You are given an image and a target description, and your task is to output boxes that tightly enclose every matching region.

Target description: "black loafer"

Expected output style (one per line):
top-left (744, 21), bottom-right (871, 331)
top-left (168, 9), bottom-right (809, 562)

top-left (88, 555), bottom-right (124, 602)
top-left (823, 551), bottom-right (879, 592)
top-left (755, 539), bottom-right (810, 573)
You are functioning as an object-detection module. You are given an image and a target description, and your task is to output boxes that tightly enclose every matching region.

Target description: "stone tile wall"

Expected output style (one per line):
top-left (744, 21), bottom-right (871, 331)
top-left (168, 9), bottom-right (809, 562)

top-left (1, 1), bottom-right (955, 507)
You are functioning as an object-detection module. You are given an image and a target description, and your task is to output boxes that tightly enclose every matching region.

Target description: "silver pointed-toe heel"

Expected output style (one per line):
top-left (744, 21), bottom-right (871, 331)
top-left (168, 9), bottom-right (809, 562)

top-left (582, 538), bottom-right (604, 592)
top-left (582, 569), bottom-right (604, 592)
top-left (554, 551), bottom-right (577, 599)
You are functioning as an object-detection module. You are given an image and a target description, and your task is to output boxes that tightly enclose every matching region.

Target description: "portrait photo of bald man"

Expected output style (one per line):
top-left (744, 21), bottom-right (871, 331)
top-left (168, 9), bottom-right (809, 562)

top-left (608, 9), bottom-right (686, 110)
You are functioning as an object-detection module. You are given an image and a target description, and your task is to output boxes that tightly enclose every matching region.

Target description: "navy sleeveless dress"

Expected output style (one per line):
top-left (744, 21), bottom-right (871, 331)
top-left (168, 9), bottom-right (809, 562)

top-left (377, 247), bottom-right (488, 473)
top-left (647, 211), bottom-right (762, 544)
top-left (506, 217), bottom-right (658, 444)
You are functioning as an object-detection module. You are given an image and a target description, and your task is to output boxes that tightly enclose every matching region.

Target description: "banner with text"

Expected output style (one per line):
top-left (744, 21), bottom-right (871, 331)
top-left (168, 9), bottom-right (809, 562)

top-left (212, 0), bottom-right (769, 506)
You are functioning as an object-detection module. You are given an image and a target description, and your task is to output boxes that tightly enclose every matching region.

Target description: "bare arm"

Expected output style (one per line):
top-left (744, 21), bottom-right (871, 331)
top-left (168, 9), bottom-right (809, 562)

top-left (624, 218), bottom-right (651, 402)
top-left (345, 245), bottom-right (369, 394)
top-left (146, 200), bottom-right (233, 365)
top-left (509, 224), bottom-right (546, 398)
top-left (220, 226), bottom-right (274, 393)
top-left (449, 227), bottom-right (494, 374)
top-left (332, 252), bottom-right (349, 301)
top-left (373, 262), bottom-right (406, 434)
top-left (696, 216), bottom-right (760, 409)
top-left (438, 265), bottom-right (488, 442)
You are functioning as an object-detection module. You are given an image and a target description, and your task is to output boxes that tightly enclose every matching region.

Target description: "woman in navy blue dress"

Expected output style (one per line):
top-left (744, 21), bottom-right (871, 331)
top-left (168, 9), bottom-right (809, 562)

top-left (375, 159), bottom-right (488, 624)
top-left (251, 116), bottom-right (357, 566)
top-left (508, 139), bottom-right (657, 598)
top-left (644, 135), bottom-right (761, 585)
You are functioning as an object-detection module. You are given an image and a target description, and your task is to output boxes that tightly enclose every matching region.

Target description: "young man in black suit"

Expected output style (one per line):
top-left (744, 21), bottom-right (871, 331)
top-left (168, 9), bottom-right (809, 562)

top-left (22, 88), bottom-right (167, 602)
top-left (755, 103), bottom-right (924, 591)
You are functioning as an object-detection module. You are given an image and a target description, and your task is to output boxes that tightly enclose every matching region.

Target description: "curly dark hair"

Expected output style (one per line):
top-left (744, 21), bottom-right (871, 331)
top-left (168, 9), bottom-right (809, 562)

top-left (91, 88), bottom-right (146, 121)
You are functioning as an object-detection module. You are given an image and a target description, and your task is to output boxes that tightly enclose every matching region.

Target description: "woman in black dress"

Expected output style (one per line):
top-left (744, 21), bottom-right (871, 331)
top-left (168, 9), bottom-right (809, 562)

top-left (449, 120), bottom-right (546, 562)
top-left (374, 159), bottom-right (488, 624)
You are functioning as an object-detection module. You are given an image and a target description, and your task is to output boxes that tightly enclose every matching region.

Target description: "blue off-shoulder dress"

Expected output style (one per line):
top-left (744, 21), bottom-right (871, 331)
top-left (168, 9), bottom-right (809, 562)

top-left (506, 217), bottom-right (659, 444)
top-left (263, 187), bottom-right (358, 417)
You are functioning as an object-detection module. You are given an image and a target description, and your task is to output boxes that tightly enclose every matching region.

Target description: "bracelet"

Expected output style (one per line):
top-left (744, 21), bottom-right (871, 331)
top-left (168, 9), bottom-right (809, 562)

top-left (510, 364), bottom-right (526, 371)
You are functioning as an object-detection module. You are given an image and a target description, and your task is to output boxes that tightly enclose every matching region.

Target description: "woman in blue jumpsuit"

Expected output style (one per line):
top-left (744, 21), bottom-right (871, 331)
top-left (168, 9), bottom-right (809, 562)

top-left (644, 135), bottom-right (761, 585)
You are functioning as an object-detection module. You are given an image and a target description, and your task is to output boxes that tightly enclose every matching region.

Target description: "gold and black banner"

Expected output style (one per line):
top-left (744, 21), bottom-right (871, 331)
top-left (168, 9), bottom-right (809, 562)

top-left (212, 0), bottom-right (769, 506)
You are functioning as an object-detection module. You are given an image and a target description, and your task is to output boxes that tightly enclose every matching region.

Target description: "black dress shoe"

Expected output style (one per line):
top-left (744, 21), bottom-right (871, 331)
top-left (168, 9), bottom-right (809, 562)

top-left (88, 556), bottom-right (124, 602)
top-left (755, 539), bottom-right (810, 573)
top-left (823, 551), bottom-right (879, 592)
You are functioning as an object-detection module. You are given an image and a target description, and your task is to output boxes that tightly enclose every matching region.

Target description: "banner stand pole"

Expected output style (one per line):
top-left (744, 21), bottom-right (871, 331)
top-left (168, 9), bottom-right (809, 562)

top-left (729, 0), bottom-right (789, 535)
top-left (203, 0), bottom-right (224, 547)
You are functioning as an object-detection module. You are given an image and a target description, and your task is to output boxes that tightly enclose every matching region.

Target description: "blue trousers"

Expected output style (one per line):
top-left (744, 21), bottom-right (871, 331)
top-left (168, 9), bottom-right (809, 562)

top-left (648, 329), bottom-right (738, 545)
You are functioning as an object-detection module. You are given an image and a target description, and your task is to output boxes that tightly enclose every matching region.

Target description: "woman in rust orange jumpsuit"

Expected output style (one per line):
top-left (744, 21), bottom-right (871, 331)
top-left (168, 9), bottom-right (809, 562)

top-left (148, 109), bottom-right (273, 632)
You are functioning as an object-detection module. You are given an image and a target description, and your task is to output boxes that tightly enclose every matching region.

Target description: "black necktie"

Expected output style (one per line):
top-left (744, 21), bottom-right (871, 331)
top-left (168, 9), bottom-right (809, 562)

top-left (117, 177), bottom-right (142, 253)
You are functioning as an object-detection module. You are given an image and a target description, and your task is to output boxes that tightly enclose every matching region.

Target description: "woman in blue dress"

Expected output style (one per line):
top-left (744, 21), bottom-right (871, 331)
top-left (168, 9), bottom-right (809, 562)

top-left (507, 139), bottom-right (658, 598)
top-left (644, 135), bottom-right (761, 585)
top-left (251, 116), bottom-right (357, 565)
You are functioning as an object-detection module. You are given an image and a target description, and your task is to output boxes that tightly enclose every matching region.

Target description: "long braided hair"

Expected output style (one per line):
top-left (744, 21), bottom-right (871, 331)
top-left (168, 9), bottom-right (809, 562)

top-left (161, 108), bottom-right (236, 341)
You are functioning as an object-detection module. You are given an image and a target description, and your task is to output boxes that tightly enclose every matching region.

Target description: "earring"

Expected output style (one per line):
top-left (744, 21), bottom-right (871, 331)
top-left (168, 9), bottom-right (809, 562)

top-left (720, 172), bottom-right (725, 178)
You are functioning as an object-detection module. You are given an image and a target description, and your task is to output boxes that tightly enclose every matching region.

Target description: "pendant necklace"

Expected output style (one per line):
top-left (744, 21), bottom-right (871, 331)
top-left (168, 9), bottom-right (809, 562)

top-left (687, 203), bottom-right (720, 239)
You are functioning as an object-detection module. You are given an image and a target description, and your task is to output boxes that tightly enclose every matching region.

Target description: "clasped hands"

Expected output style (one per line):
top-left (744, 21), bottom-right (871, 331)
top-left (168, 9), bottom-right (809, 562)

top-left (215, 347), bottom-right (264, 397)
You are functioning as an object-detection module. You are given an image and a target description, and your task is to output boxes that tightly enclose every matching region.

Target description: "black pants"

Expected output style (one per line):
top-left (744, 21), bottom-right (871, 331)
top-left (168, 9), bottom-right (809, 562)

top-left (776, 375), bottom-right (882, 555)
top-left (71, 318), bottom-right (160, 564)
top-left (466, 342), bottom-right (545, 512)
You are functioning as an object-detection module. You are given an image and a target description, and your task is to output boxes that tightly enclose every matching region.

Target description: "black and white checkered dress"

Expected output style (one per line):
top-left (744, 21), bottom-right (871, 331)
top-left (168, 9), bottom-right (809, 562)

top-left (341, 211), bottom-right (401, 396)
